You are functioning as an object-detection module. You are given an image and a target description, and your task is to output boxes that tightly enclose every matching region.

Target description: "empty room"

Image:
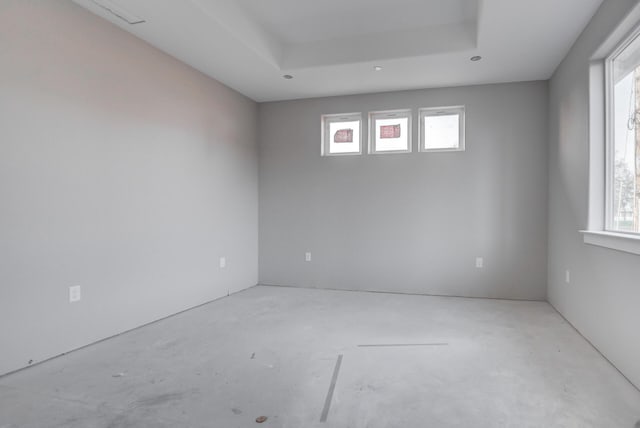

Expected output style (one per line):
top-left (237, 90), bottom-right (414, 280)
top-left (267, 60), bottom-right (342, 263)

top-left (2, 0), bottom-right (640, 427)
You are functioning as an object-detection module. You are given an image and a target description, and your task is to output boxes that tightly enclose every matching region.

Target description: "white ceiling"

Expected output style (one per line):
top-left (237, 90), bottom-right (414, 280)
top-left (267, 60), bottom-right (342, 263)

top-left (236, 0), bottom-right (478, 45)
top-left (72, 0), bottom-right (603, 102)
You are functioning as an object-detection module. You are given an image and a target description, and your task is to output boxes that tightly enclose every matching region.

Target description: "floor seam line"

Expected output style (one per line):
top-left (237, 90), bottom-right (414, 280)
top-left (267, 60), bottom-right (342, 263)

top-left (320, 354), bottom-right (343, 423)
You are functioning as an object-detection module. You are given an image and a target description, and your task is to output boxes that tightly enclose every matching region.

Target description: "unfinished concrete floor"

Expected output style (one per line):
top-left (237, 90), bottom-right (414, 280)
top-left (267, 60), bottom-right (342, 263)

top-left (1, 285), bottom-right (639, 428)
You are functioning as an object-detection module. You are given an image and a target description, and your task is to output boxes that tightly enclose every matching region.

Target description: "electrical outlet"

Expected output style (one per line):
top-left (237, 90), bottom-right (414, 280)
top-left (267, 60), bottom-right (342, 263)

top-left (475, 257), bottom-right (484, 268)
top-left (219, 257), bottom-right (226, 269)
top-left (565, 269), bottom-right (571, 284)
top-left (69, 286), bottom-right (81, 303)
top-left (305, 252), bottom-right (312, 262)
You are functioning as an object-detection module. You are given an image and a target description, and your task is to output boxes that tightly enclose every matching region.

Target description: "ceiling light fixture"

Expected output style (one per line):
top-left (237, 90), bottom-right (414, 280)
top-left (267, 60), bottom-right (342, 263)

top-left (283, 74), bottom-right (294, 79)
top-left (374, 66), bottom-right (383, 71)
top-left (470, 56), bottom-right (482, 62)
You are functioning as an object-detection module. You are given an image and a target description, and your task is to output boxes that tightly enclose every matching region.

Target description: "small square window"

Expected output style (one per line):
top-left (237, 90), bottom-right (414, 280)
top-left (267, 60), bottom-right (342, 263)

top-left (369, 109), bottom-right (412, 154)
top-left (322, 113), bottom-right (362, 156)
top-left (419, 106), bottom-right (465, 152)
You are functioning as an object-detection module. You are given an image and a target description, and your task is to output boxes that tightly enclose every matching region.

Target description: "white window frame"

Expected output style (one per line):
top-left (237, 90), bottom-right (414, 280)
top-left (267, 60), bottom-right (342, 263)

top-left (368, 109), bottom-right (413, 154)
top-left (321, 113), bottom-right (362, 156)
top-left (604, 29), bottom-right (640, 236)
top-left (583, 4), bottom-right (640, 256)
top-left (418, 106), bottom-right (466, 153)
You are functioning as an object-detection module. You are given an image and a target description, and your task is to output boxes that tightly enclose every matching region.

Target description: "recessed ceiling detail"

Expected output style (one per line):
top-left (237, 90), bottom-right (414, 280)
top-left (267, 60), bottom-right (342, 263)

top-left (234, 0), bottom-right (479, 69)
top-left (72, 0), bottom-right (604, 102)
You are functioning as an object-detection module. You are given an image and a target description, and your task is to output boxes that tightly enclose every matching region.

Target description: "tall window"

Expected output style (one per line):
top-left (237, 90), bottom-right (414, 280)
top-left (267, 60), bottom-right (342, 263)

top-left (583, 9), bottom-right (640, 254)
top-left (608, 32), bottom-right (640, 234)
top-left (321, 113), bottom-right (362, 156)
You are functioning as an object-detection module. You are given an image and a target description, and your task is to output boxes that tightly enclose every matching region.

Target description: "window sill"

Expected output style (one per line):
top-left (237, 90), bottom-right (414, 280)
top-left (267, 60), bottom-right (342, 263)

top-left (580, 230), bottom-right (640, 256)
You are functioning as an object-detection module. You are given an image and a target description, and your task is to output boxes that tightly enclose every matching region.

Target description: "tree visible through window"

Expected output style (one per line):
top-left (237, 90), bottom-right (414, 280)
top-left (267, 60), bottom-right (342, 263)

top-left (610, 38), bottom-right (640, 233)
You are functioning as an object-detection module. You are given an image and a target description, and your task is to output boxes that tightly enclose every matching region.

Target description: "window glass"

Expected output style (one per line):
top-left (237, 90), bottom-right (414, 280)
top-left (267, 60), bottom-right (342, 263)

top-left (322, 113), bottom-right (362, 155)
top-left (369, 110), bottom-right (412, 153)
top-left (329, 120), bottom-right (360, 154)
top-left (419, 106), bottom-right (465, 152)
top-left (424, 114), bottom-right (460, 150)
top-left (610, 34), bottom-right (640, 233)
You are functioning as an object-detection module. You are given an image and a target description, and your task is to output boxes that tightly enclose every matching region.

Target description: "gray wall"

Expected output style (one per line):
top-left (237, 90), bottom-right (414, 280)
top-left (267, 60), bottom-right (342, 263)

top-left (259, 82), bottom-right (549, 300)
top-left (0, 0), bottom-right (258, 375)
top-left (548, 0), bottom-right (640, 389)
